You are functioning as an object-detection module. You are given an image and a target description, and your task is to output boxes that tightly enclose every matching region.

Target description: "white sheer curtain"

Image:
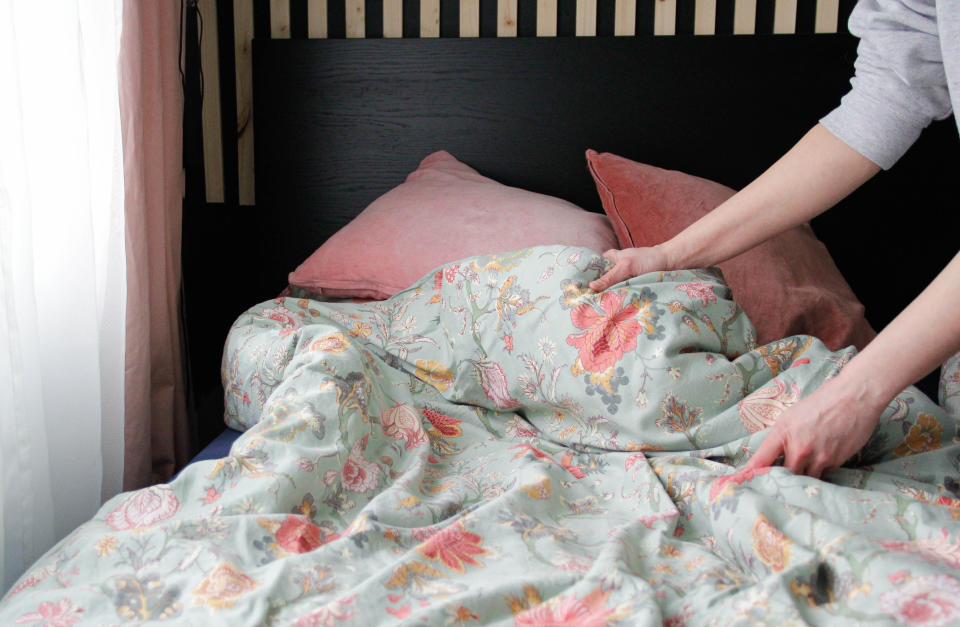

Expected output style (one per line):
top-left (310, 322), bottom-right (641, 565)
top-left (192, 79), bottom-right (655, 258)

top-left (0, 0), bottom-right (126, 592)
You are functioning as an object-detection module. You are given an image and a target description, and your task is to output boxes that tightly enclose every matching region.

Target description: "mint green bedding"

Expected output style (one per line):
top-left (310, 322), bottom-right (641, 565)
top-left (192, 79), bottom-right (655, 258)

top-left (4, 245), bottom-right (960, 625)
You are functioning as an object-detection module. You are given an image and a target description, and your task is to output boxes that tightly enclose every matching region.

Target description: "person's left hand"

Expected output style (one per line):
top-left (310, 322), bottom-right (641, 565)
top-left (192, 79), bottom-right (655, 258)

top-left (736, 375), bottom-right (887, 479)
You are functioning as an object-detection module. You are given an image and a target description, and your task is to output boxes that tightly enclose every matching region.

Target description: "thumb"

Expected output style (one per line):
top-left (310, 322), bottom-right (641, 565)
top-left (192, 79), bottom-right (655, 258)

top-left (589, 262), bottom-right (629, 292)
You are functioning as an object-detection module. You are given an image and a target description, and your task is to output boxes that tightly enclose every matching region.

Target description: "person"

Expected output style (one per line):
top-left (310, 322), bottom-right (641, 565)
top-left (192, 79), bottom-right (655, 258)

top-left (588, 0), bottom-right (960, 479)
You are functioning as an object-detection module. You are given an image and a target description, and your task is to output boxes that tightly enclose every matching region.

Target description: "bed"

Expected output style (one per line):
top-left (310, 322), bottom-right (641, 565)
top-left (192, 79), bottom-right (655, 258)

top-left (4, 14), bottom-right (960, 626)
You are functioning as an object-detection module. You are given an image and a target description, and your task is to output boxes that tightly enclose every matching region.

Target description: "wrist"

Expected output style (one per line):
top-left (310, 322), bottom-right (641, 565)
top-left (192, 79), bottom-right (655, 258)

top-left (654, 239), bottom-right (686, 271)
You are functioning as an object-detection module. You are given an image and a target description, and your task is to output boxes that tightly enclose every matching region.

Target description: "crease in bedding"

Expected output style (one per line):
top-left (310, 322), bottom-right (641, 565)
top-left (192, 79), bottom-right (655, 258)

top-left (3, 245), bottom-right (959, 626)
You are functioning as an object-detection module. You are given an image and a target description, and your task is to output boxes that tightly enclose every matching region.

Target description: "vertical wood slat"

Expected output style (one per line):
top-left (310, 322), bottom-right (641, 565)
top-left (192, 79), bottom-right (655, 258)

top-left (307, 0), bottom-right (327, 37)
top-left (694, 0), bottom-right (715, 34)
top-left (814, 0), bottom-right (838, 32)
top-left (576, 0), bottom-right (596, 35)
top-left (270, 0), bottom-right (291, 37)
top-left (234, 0), bottom-right (255, 205)
top-left (773, 0), bottom-right (797, 33)
top-left (198, 0), bottom-right (224, 203)
top-left (733, 0), bottom-right (755, 33)
top-left (422, 0), bottom-right (441, 36)
top-left (346, 0), bottom-right (365, 37)
top-left (614, 0), bottom-right (635, 35)
top-left (537, 0), bottom-right (558, 35)
top-left (654, 0), bottom-right (676, 35)
top-left (498, 0), bottom-right (518, 35)
top-left (460, 0), bottom-right (480, 35)
top-left (384, 0), bottom-right (403, 36)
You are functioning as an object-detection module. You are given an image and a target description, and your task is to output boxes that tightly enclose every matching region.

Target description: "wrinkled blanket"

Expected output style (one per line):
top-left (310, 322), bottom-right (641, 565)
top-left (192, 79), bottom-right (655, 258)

top-left (3, 245), bottom-right (960, 626)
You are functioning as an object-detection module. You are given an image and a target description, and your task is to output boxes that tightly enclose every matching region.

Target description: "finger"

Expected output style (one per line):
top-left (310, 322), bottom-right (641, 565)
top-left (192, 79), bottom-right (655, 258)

top-left (742, 434), bottom-right (784, 473)
top-left (589, 264), bottom-right (627, 292)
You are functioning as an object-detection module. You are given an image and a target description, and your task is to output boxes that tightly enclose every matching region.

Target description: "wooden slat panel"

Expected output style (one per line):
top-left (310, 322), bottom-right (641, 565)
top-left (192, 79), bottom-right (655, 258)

top-left (654, 0), bottom-right (676, 35)
top-left (307, 0), bottom-right (328, 37)
top-left (773, 0), bottom-right (797, 33)
top-left (346, 0), bottom-right (365, 37)
top-left (198, 0), bottom-right (224, 203)
top-left (234, 0), bottom-right (255, 205)
top-left (384, 0), bottom-right (403, 36)
top-left (498, 0), bottom-right (517, 36)
top-left (270, 0), bottom-right (291, 37)
top-left (614, 0), bottom-right (635, 35)
top-left (422, 0), bottom-right (441, 36)
top-left (460, 0), bottom-right (480, 35)
top-left (694, 0), bottom-right (715, 34)
top-left (733, 0), bottom-right (755, 34)
top-left (537, 0), bottom-right (558, 35)
top-left (814, 0), bottom-right (838, 32)
top-left (575, 0), bottom-right (596, 35)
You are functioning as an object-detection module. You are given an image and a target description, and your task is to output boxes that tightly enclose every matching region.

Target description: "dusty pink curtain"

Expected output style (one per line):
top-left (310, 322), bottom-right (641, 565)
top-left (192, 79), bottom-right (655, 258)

top-left (120, 0), bottom-right (189, 489)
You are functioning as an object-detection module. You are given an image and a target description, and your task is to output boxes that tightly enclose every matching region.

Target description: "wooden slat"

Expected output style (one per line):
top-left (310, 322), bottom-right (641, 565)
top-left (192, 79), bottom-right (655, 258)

top-left (733, 0), bottom-right (756, 34)
top-left (307, 0), bottom-right (328, 37)
top-left (234, 0), bottom-right (255, 205)
top-left (537, 0), bottom-right (558, 36)
top-left (575, 0), bottom-right (596, 35)
top-left (773, 0), bottom-right (797, 33)
top-left (498, 0), bottom-right (517, 36)
top-left (421, 0), bottom-right (440, 36)
top-left (654, 0), bottom-right (676, 35)
top-left (460, 0), bottom-right (480, 36)
top-left (346, 0), bottom-right (365, 37)
top-left (270, 0), bottom-right (291, 37)
top-left (198, 0), bottom-right (224, 203)
top-left (383, 0), bottom-right (403, 37)
top-left (614, 0), bottom-right (636, 35)
top-left (815, 0), bottom-right (838, 32)
top-left (694, 0), bottom-right (716, 34)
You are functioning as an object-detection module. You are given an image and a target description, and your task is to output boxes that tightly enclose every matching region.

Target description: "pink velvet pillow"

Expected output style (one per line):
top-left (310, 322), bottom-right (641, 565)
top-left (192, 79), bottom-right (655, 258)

top-left (585, 149), bottom-right (876, 351)
top-left (289, 151), bottom-right (618, 299)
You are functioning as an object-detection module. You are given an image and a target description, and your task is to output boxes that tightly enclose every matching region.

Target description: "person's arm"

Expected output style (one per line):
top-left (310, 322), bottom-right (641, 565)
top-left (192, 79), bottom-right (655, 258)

top-left (589, 124), bottom-right (880, 291)
top-left (739, 250), bottom-right (960, 478)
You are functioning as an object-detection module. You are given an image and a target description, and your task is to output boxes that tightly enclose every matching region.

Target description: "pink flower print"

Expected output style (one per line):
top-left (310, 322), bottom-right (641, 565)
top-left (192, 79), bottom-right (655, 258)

top-left (505, 415), bottom-right (538, 438)
top-left (203, 487), bottom-right (221, 504)
top-left (15, 599), bottom-right (83, 626)
top-left (514, 586), bottom-right (613, 627)
top-left (444, 264), bottom-right (460, 283)
top-left (503, 334), bottom-right (514, 351)
top-left (106, 485), bottom-right (180, 530)
top-left (709, 466), bottom-right (772, 501)
top-left (675, 282), bottom-right (717, 307)
top-left (471, 360), bottom-right (521, 410)
top-left (261, 303), bottom-right (299, 328)
top-left (341, 437), bottom-right (379, 494)
top-left (566, 291), bottom-right (641, 373)
top-left (738, 379), bottom-right (801, 433)
top-left (293, 594), bottom-right (358, 626)
top-left (880, 528), bottom-right (960, 569)
top-left (880, 575), bottom-right (960, 626)
top-left (381, 403), bottom-right (428, 450)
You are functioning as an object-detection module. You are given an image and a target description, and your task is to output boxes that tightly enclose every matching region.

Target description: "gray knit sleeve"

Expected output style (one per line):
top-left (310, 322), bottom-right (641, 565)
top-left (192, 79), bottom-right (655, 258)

top-left (820, 0), bottom-right (952, 169)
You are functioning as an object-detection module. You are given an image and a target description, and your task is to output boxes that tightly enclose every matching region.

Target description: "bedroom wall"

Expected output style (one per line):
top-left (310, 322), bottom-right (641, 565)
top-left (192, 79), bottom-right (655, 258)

top-left (193, 0), bottom-right (855, 209)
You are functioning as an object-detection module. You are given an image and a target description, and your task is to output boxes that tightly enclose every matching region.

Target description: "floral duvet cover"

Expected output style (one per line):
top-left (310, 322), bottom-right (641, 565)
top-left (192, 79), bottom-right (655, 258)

top-left (4, 245), bottom-right (960, 626)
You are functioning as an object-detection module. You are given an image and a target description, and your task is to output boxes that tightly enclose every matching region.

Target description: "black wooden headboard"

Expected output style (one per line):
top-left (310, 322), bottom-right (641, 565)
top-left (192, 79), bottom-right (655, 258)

top-left (182, 34), bottom-right (959, 445)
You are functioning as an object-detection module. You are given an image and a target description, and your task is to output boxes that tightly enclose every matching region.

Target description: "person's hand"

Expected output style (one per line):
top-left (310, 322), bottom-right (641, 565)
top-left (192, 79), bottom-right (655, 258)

top-left (737, 375), bottom-right (887, 479)
top-left (588, 247), bottom-right (673, 292)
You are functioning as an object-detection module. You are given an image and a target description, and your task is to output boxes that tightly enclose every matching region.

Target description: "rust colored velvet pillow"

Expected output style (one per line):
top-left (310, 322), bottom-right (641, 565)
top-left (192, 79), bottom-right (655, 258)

top-left (288, 151), bottom-right (618, 300)
top-left (585, 149), bottom-right (876, 350)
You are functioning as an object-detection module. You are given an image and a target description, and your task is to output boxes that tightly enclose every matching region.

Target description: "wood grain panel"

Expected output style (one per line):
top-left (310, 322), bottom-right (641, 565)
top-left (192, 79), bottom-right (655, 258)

top-left (498, 0), bottom-right (518, 35)
top-left (346, 0), bottom-right (365, 37)
top-left (773, 0), bottom-right (797, 33)
top-left (234, 0), bottom-right (255, 205)
top-left (422, 0), bottom-right (441, 36)
top-left (307, 0), bottom-right (328, 37)
top-left (461, 0), bottom-right (480, 35)
top-left (694, 0), bottom-right (715, 34)
top-left (733, 0), bottom-right (755, 34)
top-left (815, 0), bottom-right (838, 32)
top-left (384, 0), bottom-right (403, 37)
top-left (614, 0), bottom-right (635, 35)
top-left (198, 0), bottom-right (224, 203)
top-left (537, 0), bottom-right (558, 35)
top-left (654, 0), bottom-right (676, 35)
top-left (576, 0), bottom-right (596, 35)
top-left (270, 0), bottom-right (291, 37)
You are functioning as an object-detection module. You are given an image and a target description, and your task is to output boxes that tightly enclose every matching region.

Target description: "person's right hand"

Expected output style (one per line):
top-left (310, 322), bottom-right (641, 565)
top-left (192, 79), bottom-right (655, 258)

top-left (588, 246), bottom-right (674, 292)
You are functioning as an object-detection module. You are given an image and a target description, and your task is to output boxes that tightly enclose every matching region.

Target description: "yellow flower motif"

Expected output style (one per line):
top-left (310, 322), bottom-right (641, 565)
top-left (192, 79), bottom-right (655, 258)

top-left (193, 562), bottom-right (259, 610)
top-left (894, 412), bottom-right (943, 457)
top-left (348, 322), bottom-right (371, 338)
top-left (751, 514), bottom-right (792, 572)
top-left (95, 536), bottom-right (118, 556)
top-left (519, 477), bottom-right (552, 500)
top-left (310, 332), bottom-right (350, 353)
top-left (414, 360), bottom-right (455, 392)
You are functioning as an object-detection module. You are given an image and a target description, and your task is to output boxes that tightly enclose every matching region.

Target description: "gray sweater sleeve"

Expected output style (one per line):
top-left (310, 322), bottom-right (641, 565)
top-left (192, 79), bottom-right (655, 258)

top-left (820, 0), bottom-right (952, 169)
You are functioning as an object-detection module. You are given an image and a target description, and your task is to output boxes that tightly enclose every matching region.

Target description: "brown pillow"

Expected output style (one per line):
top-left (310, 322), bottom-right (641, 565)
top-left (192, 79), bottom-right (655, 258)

top-left (586, 149), bottom-right (876, 351)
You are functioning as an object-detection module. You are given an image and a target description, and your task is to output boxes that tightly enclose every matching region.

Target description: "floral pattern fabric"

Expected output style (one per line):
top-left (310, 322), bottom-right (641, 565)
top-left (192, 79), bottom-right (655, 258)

top-left (3, 245), bottom-right (960, 626)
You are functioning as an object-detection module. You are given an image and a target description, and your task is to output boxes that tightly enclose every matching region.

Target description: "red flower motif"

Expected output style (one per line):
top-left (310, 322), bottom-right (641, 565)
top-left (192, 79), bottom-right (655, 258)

top-left (276, 514), bottom-right (324, 554)
top-left (472, 360), bottom-right (522, 410)
top-left (514, 585), bottom-right (613, 627)
top-left (381, 404), bottom-right (428, 450)
top-left (14, 599), bottom-right (83, 627)
top-left (709, 466), bottom-right (772, 501)
top-left (445, 264), bottom-right (460, 283)
top-left (106, 485), bottom-right (180, 530)
top-left (880, 575), bottom-right (960, 626)
top-left (675, 281), bottom-right (717, 307)
top-left (341, 437), bottom-right (379, 494)
top-left (566, 291), bottom-right (641, 373)
top-left (738, 379), bottom-right (801, 433)
top-left (422, 408), bottom-right (463, 437)
top-left (416, 519), bottom-right (488, 573)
